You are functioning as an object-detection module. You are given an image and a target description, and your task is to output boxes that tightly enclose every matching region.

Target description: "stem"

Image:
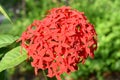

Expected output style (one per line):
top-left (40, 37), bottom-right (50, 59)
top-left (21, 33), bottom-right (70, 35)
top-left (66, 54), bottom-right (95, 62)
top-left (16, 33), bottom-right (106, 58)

top-left (22, 0), bottom-right (26, 17)
top-left (42, 70), bottom-right (48, 80)
top-left (64, 0), bottom-right (69, 6)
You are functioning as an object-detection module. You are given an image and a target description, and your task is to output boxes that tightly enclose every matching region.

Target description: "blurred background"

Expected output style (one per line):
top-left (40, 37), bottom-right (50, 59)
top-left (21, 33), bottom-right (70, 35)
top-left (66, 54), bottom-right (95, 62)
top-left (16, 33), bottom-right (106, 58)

top-left (0, 0), bottom-right (120, 80)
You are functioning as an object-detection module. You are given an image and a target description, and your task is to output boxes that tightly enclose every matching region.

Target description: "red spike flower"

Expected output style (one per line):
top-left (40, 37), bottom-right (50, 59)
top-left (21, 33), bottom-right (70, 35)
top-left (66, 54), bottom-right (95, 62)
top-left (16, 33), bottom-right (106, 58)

top-left (18, 6), bottom-right (97, 80)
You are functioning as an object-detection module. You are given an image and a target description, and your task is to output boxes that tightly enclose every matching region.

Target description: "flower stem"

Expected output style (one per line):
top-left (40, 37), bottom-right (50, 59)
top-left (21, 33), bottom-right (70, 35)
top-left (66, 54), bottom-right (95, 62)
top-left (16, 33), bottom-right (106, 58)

top-left (64, 0), bottom-right (69, 6)
top-left (42, 70), bottom-right (48, 80)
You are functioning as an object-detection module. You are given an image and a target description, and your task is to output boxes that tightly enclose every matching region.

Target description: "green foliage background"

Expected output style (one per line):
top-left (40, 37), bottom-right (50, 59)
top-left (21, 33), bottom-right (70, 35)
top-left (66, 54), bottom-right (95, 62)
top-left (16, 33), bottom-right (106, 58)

top-left (0, 0), bottom-right (120, 80)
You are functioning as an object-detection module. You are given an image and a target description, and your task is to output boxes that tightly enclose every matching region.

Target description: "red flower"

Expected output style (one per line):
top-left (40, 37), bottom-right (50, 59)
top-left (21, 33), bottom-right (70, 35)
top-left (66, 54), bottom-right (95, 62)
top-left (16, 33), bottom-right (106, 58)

top-left (18, 6), bottom-right (97, 80)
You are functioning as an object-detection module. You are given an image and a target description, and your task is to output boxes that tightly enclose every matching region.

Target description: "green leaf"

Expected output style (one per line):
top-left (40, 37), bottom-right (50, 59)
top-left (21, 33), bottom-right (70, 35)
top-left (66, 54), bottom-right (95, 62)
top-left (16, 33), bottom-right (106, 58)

top-left (0, 34), bottom-right (18, 48)
top-left (0, 5), bottom-right (12, 23)
top-left (0, 46), bottom-right (27, 72)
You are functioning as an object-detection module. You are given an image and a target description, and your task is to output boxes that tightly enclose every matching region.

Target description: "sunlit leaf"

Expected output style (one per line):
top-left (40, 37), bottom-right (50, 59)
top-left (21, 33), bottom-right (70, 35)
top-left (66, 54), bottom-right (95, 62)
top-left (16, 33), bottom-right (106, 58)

top-left (0, 46), bottom-right (27, 72)
top-left (0, 5), bottom-right (12, 23)
top-left (0, 34), bottom-right (18, 48)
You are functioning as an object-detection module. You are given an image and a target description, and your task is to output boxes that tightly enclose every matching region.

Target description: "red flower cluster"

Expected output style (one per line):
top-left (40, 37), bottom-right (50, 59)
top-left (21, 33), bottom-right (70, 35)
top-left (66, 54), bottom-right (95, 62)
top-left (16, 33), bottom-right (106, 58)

top-left (18, 6), bottom-right (97, 80)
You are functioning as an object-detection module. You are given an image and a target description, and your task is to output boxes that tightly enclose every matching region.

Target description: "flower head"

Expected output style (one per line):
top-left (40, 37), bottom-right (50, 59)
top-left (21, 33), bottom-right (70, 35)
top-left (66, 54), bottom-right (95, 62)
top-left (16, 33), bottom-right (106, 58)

top-left (18, 6), bottom-right (97, 80)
